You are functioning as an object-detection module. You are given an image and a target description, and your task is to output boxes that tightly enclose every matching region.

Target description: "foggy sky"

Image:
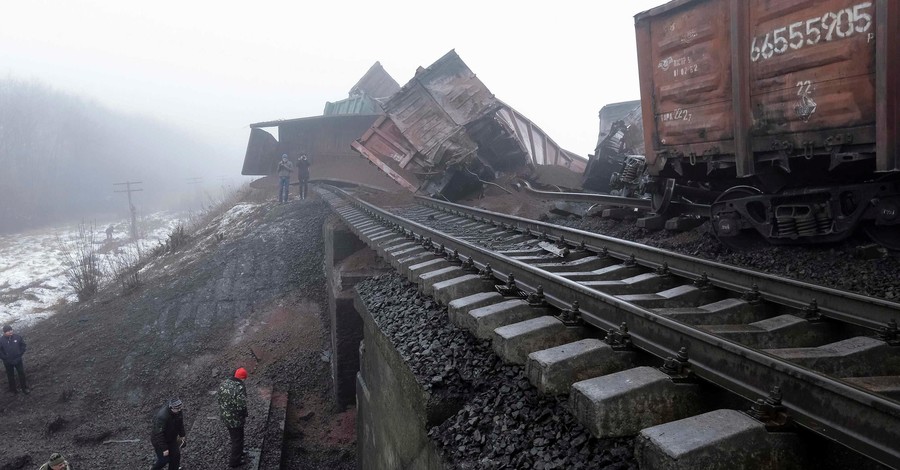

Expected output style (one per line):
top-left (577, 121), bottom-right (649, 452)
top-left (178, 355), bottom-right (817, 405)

top-left (1, 0), bottom-right (664, 168)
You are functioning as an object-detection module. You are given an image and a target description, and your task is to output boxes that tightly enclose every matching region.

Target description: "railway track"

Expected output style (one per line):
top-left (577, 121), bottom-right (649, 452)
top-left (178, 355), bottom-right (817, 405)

top-left (319, 185), bottom-right (900, 468)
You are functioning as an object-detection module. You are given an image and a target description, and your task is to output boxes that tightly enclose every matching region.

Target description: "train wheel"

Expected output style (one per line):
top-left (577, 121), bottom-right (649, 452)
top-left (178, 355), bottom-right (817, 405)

top-left (710, 186), bottom-right (764, 249)
top-left (864, 194), bottom-right (900, 250)
top-left (863, 223), bottom-right (900, 251)
top-left (651, 178), bottom-right (675, 214)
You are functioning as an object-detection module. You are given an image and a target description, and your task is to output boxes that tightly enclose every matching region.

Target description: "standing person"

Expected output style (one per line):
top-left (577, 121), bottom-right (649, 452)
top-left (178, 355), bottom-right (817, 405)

top-left (276, 154), bottom-right (293, 204)
top-left (218, 367), bottom-right (249, 467)
top-left (296, 154), bottom-right (311, 200)
top-left (105, 224), bottom-right (114, 241)
top-left (150, 398), bottom-right (186, 470)
top-left (0, 324), bottom-right (28, 394)
top-left (38, 452), bottom-right (70, 470)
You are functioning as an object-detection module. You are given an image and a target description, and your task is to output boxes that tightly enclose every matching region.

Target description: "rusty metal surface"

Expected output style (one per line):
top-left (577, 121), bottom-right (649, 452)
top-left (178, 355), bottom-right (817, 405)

top-left (406, 51), bottom-right (498, 127)
top-left (876, 0), bottom-right (899, 171)
top-left (242, 128), bottom-right (279, 175)
top-left (242, 114), bottom-right (379, 175)
top-left (351, 115), bottom-right (420, 192)
top-left (382, 50), bottom-right (496, 169)
top-left (348, 61), bottom-right (400, 99)
top-left (642, 0), bottom-right (734, 157)
top-left (637, 0), bottom-right (895, 178)
top-left (352, 50), bottom-right (585, 199)
top-left (749, 1), bottom-right (877, 137)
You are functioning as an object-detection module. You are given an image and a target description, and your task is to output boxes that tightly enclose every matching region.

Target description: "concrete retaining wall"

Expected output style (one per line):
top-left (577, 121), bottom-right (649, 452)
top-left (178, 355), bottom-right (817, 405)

top-left (354, 293), bottom-right (445, 470)
top-left (324, 218), bottom-right (388, 408)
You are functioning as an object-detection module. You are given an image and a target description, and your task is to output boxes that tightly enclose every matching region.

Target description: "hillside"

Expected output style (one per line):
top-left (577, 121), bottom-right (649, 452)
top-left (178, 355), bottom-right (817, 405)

top-left (0, 190), bottom-right (355, 469)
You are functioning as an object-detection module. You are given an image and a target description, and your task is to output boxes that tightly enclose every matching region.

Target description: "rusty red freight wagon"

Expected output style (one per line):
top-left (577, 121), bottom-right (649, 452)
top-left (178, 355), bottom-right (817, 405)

top-left (635, 0), bottom-right (899, 247)
top-left (352, 50), bottom-right (587, 201)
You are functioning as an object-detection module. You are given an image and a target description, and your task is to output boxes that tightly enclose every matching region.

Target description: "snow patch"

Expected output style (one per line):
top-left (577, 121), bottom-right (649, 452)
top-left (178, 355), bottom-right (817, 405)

top-left (219, 203), bottom-right (259, 227)
top-left (0, 212), bottom-right (185, 328)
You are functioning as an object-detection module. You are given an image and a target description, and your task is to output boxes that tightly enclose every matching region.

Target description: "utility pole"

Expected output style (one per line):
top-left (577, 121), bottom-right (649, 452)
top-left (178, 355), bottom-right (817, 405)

top-left (113, 181), bottom-right (143, 240)
top-left (186, 177), bottom-right (203, 210)
top-left (218, 176), bottom-right (230, 200)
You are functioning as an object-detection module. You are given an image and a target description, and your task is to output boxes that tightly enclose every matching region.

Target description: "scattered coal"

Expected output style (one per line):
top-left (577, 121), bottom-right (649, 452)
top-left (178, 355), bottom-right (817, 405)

top-left (396, 198), bottom-right (899, 303)
top-left (357, 273), bottom-right (636, 469)
top-left (550, 212), bottom-right (900, 302)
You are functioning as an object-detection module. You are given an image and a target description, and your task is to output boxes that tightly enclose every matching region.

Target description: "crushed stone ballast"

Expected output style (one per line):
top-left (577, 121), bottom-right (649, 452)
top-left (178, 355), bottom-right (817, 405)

top-left (318, 185), bottom-right (900, 469)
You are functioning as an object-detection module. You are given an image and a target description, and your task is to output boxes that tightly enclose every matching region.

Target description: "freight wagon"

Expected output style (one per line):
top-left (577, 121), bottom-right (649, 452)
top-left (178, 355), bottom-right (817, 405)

top-left (635, 0), bottom-right (899, 247)
top-left (352, 50), bottom-right (587, 200)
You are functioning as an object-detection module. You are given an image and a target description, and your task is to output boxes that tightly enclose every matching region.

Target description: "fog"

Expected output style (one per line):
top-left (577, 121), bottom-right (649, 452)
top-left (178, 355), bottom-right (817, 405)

top-left (0, 78), bottom-right (235, 232)
top-left (0, 0), bottom-right (664, 231)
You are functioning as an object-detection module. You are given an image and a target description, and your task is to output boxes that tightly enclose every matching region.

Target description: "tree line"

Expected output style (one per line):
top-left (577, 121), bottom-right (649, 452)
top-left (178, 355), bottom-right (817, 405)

top-left (0, 77), bottom-right (227, 233)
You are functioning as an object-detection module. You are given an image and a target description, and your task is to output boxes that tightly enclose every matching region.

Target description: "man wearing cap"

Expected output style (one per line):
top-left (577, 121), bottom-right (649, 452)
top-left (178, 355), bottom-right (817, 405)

top-left (276, 154), bottom-right (293, 204)
top-left (218, 367), bottom-right (249, 467)
top-left (150, 398), bottom-right (186, 470)
top-left (38, 452), bottom-right (70, 470)
top-left (0, 324), bottom-right (28, 394)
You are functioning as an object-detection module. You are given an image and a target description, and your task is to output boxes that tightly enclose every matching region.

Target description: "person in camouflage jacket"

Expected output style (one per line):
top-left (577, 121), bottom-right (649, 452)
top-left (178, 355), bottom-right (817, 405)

top-left (218, 367), bottom-right (249, 467)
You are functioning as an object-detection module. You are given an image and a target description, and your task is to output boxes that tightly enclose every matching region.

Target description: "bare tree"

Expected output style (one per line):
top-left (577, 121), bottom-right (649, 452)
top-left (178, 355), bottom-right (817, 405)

top-left (105, 247), bottom-right (142, 294)
top-left (58, 223), bottom-right (104, 301)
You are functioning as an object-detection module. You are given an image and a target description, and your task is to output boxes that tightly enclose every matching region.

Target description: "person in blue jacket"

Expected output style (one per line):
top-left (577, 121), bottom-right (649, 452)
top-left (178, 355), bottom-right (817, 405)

top-left (0, 324), bottom-right (28, 394)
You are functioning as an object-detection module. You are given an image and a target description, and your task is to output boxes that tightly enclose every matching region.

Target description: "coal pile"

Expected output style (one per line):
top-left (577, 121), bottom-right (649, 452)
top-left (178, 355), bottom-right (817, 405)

top-left (548, 211), bottom-right (900, 302)
top-left (357, 273), bottom-right (499, 408)
top-left (357, 273), bottom-right (636, 469)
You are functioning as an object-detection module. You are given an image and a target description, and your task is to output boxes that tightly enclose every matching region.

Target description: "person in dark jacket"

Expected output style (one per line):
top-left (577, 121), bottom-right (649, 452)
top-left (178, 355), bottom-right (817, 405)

top-left (150, 398), bottom-right (186, 470)
top-left (296, 154), bottom-right (311, 200)
top-left (38, 452), bottom-right (70, 470)
top-left (0, 324), bottom-right (28, 394)
top-left (276, 154), bottom-right (293, 204)
top-left (218, 367), bottom-right (249, 467)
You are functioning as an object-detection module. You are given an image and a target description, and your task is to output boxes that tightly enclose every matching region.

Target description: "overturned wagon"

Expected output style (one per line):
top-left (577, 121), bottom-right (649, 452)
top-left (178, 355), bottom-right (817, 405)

top-left (351, 50), bottom-right (586, 200)
top-left (637, 0), bottom-right (899, 247)
top-left (242, 114), bottom-right (399, 192)
top-left (242, 62), bottom-right (402, 192)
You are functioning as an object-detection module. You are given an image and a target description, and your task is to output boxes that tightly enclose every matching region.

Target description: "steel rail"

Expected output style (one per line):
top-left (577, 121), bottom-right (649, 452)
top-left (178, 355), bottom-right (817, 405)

top-left (323, 187), bottom-right (900, 469)
top-left (413, 196), bottom-right (900, 332)
top-left (517, 180), bottom-right (711, 217)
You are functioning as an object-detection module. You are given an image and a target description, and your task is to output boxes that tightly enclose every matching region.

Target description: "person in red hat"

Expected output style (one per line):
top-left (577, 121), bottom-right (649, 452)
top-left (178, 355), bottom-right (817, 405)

top-left (218, 367), bottom-right (249, 467)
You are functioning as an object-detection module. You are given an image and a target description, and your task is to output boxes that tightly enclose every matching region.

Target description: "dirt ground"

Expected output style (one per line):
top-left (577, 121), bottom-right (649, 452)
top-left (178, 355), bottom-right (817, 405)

top-left (0, 190), bottom-right (356, 469)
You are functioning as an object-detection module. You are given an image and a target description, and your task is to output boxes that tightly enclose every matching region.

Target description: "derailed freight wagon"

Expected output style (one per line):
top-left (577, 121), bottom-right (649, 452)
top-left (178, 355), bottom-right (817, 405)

top-left (242, 62), bottom-right (402, 191)
top-left (352, 50), bottom-right (586, 200)
top-left (242, 114), bottom-right (399, 191)
top-left (582, 100), bottom-right (646, 195)
top-left (636, 0), bottom-right (899, 247)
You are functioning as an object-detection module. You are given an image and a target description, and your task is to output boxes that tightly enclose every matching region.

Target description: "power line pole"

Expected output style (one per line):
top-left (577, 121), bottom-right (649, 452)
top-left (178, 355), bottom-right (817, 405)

top-left (114, 181), bottom-right (143, 240)
top-left (186, 177), bottom-right (203, 210)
